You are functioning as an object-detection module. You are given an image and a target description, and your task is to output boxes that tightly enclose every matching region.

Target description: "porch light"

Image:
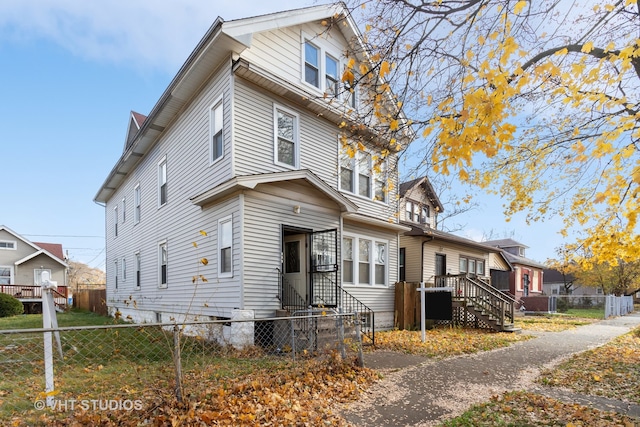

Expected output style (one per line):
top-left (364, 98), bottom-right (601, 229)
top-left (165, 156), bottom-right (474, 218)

top-left (293, 205), bottom-right (301, 214)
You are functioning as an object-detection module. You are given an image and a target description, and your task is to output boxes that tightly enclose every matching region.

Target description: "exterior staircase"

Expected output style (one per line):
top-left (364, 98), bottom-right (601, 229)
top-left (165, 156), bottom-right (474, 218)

top-left (436, 274), bottom-right (521, 333)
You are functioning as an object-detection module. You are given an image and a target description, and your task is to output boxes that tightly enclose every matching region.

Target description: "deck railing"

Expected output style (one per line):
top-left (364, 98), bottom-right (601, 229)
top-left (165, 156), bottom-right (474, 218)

top-left (435, 274), bottom-right (516, 327)
top-left (0, 284), bottom-right (69, 310)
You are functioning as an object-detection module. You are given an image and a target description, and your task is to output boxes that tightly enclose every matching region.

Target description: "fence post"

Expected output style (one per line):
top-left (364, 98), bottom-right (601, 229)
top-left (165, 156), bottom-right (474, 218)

top-left (354, 314), bottom-right (364, 368)
top-left (173, 325), bottom-right (183, 402)
top-left (290, 318), bottom-right (296, 363)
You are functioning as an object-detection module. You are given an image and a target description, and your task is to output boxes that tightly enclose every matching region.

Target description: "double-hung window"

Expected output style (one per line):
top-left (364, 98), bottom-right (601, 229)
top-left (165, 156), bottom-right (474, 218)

top-left (459, 256), bottom-right (485, 276)
top-left (274, 106), bottom-right (298, 168)
top-left (303, 36), bottom-right (344, 99)
top-left (135, 252), bottom-right (141, 290)
top-left (304, 41), bottom-right (320, 87)
top-left (357, 151), bottom-right (371, 198)
top-left (122, 257), bottom-right (127, 282)
top-left (421, 206), bottom-right (430, 224)
top-left (122, 198), bottom-right (126, 223)
top-left (210, 97), bottom-right (224, 163)
top-left (219, 216), bottom-right (233, 277)
top-left (325, 54), bottom-right (339, 97)
top-left (343, 234), bottom-right (389, 286)
top-left (134, 184), bottom-right (141, 224)
top-left (114, 206), bottom-right (118, 237)
top-left (405, 201), bottom-right (413, 221)
top-left (114, 259), bottom-right (119, 289)
top-left (158, 156), bottom-right (167, 207)
top-left (158, 241), bottom-right (168, 288)
top-left (340, 149), bottom-right (387, 202)
top-left (340, 155), bottom-right (355, 192)
top-left (374, 160), bottom-right (387, 202)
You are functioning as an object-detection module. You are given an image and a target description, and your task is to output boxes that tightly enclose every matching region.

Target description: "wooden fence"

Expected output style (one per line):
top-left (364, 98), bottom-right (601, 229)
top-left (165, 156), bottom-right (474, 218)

top-left (73, 288), bottom-right (107, 316)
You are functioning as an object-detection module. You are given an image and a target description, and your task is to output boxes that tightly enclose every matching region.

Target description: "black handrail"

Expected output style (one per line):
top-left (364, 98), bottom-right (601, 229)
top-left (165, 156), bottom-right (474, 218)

top-left (278, 269), bottom-right (308, 313)
top-left (337, 285), bottom-right (375, 345)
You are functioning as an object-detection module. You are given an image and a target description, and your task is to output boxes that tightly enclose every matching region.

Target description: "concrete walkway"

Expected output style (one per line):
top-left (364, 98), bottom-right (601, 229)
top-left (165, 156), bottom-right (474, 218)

top-left (341, 312), bottom-right (640, 426)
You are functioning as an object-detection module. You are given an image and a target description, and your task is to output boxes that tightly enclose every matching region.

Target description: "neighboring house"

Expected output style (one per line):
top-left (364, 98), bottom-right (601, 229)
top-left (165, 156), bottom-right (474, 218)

top-left (398, 177), bottom-right (511, 284)
top-left (0, 225), bottom-right (68, 312)
top-left (542, 268), bottom-right (603, 296)
top-left (94, 5), bottom-right (408, 338)
top-left (398, 178), bottom-right (518, 332)
top-left (483, 239), bottom-right (545, 299)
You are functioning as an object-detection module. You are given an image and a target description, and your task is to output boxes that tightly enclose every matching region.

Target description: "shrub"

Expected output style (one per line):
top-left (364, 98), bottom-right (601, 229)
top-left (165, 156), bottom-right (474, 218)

top-left (0, 293), bottom-right (24, 317)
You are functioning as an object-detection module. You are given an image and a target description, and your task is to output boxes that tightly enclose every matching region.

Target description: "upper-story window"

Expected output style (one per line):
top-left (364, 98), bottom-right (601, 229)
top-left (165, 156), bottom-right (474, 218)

top-left (122, 198), bottom-right (126, 223)
top-left (421, 206), bottom-right (430, 224)
top-left (340, 148), bottom-right (387, 203)
top-left (459, 256), bottom-right (485, 276)
top-left (304, 41), bottom-right (320, 87)
top-left (274, 105), bottom-right (299, 168)
top-left (134, 183), bottom-right (141, 224)
top-left (405, 201), bottom-right (413, 221)
top-left (303, 36), bottom-right (345, 99)
top-left (158, 156), bottom-right (167, 207)
top-left (0, 240), bottom-right (16, 250)
top-left (122, 257), bottom-right (127, 282)
top-left (210, 96), bottom-right (224, 164)
top-left (114, 259), bottom-right (119, 289)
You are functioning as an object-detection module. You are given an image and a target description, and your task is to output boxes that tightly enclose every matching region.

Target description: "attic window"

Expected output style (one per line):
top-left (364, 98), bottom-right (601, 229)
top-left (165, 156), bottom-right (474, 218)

top-left (302, 35), bottom-right (343, 98)
top-left (304, 41), bottom-right (320, 87)
top-left (0, 240), bottom-right (16, 250)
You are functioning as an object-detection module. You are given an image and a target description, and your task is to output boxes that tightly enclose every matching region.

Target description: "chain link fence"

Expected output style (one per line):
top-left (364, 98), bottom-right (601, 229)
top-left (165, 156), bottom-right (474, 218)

top-left (0, 311), bottom-right (363, 422)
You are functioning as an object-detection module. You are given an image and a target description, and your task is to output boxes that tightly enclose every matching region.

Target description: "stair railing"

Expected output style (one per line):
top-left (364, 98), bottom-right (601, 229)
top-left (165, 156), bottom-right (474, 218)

top-left (277, 268), bottom-right (308, 313)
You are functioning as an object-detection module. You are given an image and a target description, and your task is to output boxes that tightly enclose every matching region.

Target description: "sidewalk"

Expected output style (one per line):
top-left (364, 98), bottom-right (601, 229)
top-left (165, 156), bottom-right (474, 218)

top-left (341, 312), bottom-right (640, 426)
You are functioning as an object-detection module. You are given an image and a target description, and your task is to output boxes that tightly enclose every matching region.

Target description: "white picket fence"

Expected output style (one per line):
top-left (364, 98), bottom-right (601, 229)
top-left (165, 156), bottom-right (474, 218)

top-left (604, 295), bottom-right (635, 319)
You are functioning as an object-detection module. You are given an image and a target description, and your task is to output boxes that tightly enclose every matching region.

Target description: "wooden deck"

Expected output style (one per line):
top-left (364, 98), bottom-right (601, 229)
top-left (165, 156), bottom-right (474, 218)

top-left (0, 284), bottom-right (69, 312)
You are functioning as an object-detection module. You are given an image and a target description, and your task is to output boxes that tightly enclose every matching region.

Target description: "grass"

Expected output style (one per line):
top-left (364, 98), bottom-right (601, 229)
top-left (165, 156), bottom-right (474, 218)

top-left (563, 307), bottom-right (605, 319)
top-left (369, 326), bottom-right (532, 358)
top-left (514, 312), bottom-right (598, 332)
top-left (0, 309), bottom-right (117, 330)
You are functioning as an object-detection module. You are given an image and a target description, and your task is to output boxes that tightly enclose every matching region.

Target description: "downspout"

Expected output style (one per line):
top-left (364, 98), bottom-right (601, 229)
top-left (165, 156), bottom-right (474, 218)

top-left (420, 236), bottom-right (434, 283)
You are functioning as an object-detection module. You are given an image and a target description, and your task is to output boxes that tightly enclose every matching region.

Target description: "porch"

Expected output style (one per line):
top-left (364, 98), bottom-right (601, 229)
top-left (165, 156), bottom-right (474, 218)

top-left (0, 284), bottom-right (69, 313)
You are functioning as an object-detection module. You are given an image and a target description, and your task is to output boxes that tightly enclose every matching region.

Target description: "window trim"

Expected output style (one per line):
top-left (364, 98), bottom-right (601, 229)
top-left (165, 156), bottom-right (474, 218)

top-left (0, 240), bottom-right (16, 250)
top-left (122, 257), bottom-right (127, 282)
top-left (301, 33), bottom-right (345, 99)
top-left (122, 197), bottom-right (126, 223)
top-left (134, 183), bottom-right (141, 224)
top-left (459, 255), bottom-right (486, 276)
top-left (218, 215), bottom-right (233, 278)
top-left (0, 265), bottom-right (14, 285)
top-left (273, 104), bottom-right (300, 169)
top-left (158, 156), bottom-right (167, 208)
top-left (158, 240), bottom-right (168, 289)
top-left (209, 95), bottom-right (224, 165)
top-left (339, 148), bottom-right (388, 204)
top-left (114, 259), bottom-right (119, 290)
top-left (342, 233), bottom-right (389, 287)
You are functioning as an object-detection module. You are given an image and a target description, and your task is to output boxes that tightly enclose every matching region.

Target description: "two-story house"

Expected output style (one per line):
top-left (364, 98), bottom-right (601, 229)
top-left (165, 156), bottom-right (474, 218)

top-left (0, 225), bottom-right (68, 312)
top-left (483, 238), bottom-right (545, 299)
top-left (398, 177), bottom-right (511, 284)
top-left (94, 5), bottom-right (408, 338)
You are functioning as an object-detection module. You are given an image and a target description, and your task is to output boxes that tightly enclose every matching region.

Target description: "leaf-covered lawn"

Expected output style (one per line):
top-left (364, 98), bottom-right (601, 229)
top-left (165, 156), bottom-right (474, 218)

top-left (9, 354), bottom-right (379, 426)
top-left (439, 390), bottom-right (639, 427)
top-left (370, 327), bottom-right (532, 358)
top-left (538, 326), bottom-right (640, 404)
top-left (515, 314), bottom-right (597, 332)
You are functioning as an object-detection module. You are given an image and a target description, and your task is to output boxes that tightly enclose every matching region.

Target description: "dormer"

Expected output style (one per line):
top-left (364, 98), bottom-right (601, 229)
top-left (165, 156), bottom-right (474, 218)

top-left (123, 111), bottom-right (147, 152)
top-left (399, 177), bottom-right (444, 228)
top-left (483, 239), bottom-right (529, 258)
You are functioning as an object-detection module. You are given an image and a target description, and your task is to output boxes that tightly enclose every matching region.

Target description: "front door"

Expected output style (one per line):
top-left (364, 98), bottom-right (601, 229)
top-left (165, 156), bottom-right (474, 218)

top-left (283, 234), bottom-right (307, 302)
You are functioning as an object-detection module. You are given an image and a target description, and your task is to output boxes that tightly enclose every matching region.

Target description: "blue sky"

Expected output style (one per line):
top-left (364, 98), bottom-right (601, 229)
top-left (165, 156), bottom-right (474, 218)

top-left (0, 0), bottom-right (565, 270)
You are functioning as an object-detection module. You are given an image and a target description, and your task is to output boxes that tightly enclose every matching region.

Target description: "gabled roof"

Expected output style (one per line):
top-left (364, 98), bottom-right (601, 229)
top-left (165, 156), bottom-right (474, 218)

top-left (124, 111), bottom-right (147, 151)
top-left (483, 238), bottom-right (529, 249)
top-left (0, 225), bottom-right (68, 267)
top-left (95, 3), bottom-right (373, 204)
top-left (499, 251), bottom-right (546, 269)
top-left (399, 177), bottom-right (444, 213)
top-left (190, 169), bottom-right (358, 213)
